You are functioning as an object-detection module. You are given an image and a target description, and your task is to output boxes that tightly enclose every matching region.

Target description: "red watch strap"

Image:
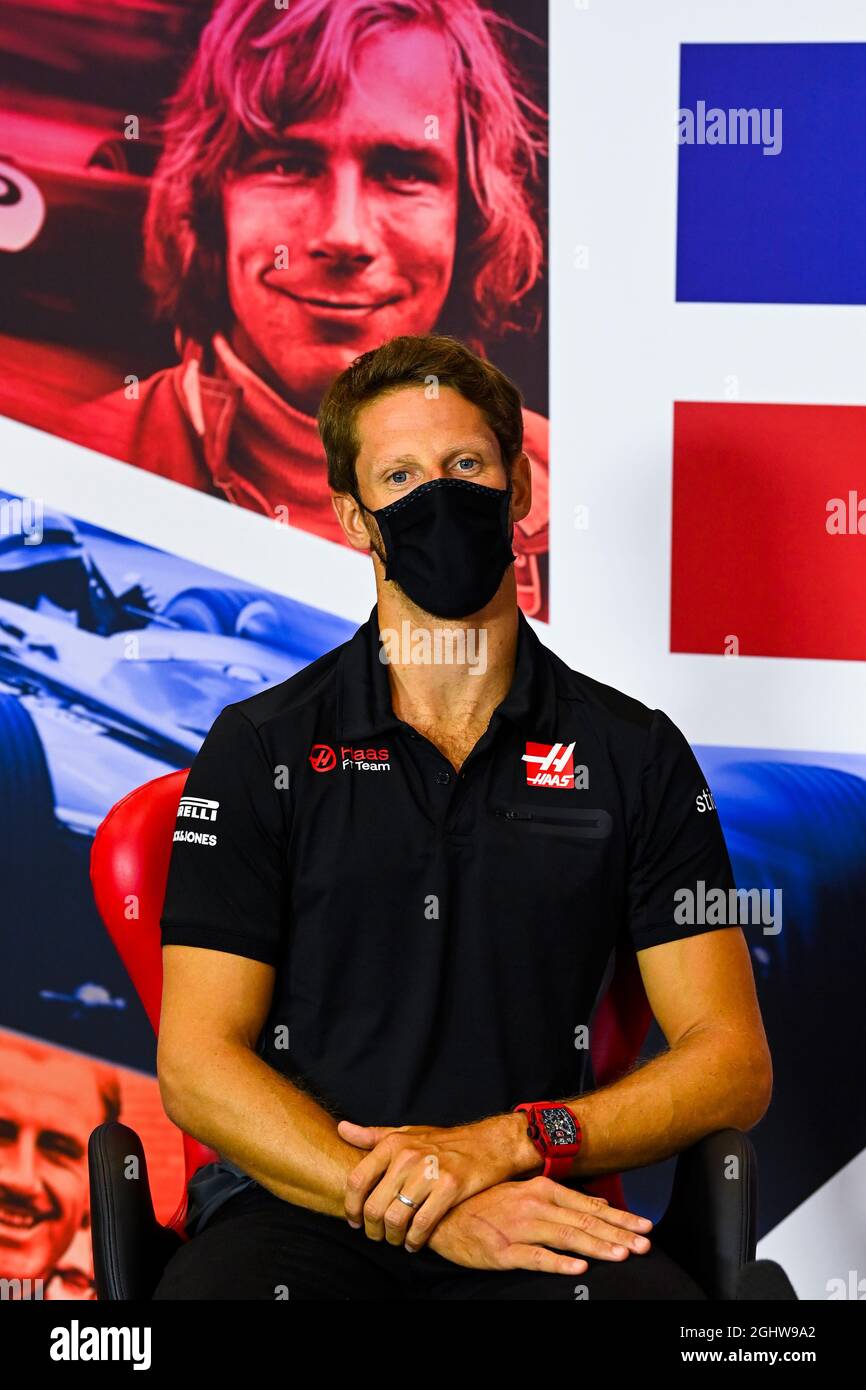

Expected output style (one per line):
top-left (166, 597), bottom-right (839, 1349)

top-left (513, 1101), bottom-right (582, 1178)
top-left (544, 1151), bottom-right (577, 1180)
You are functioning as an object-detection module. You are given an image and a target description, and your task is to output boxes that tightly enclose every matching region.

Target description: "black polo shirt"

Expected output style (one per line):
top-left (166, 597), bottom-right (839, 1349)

top-left (160, 603), bottom-right (736, 1230)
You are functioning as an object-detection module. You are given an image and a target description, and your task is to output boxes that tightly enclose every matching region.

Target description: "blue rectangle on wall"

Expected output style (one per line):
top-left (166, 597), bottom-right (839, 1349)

top-left (676, 43), bottom-right (866, 304)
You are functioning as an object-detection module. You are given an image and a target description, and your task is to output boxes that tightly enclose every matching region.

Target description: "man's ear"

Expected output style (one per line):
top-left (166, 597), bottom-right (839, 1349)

top-left (509, 451), bottom-right (533, 526)
top-left (331, 491), bottom-right (373, 553)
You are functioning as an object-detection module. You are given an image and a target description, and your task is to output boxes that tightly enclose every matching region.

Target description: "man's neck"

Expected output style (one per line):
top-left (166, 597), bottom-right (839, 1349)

top-left (376, 580), bottom-right (520, 735)
top-left (226, 322), bottom-right (320, 416)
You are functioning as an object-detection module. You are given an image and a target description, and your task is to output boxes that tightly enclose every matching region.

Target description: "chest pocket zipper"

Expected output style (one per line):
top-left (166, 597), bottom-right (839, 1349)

top-left (489, 799), bottom-right (613, 839)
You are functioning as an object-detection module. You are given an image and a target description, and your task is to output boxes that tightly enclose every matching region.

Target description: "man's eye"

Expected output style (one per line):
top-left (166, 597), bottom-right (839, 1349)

top-left (41, 1133), bottom-right (84, 1161)
top-left (454, 457), bottom-right (480, 471)
top-left (249, 155), bottom-right (316, 178)
top-left (375, 158), bottom-right (433, 188)
top-left (387, 470), bottom-right (410, 486)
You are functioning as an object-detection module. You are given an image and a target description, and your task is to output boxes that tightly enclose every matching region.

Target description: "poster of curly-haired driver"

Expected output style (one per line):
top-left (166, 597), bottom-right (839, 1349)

top-left (0, 0), bottom-right (550, 620)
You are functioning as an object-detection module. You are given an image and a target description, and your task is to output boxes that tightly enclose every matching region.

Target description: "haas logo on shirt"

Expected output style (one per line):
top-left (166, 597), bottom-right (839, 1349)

top-left (522, 741), bottom-right (576, 789)
top-left (308, 743), bottom-right (391, 772)
top-left (309, 744), bottom-right (337, 773)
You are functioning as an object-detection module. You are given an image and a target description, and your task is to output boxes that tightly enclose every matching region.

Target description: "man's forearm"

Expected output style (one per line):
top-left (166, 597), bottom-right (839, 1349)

top-left (505, 1027), bottom-right (773, 1181)
top-left (160, 1042), bottom-right (359, 1218)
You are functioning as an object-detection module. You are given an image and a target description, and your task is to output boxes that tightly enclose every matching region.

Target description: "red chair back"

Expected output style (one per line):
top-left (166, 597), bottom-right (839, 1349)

top-left (90, 768), bottom-right (215, 1235)
top-left (90, 771), bottom-right (653, 1229)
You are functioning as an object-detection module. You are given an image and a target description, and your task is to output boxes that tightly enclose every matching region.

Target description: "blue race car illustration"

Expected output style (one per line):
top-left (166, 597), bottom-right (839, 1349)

top-left (0, 506), bottom-right (307, 872)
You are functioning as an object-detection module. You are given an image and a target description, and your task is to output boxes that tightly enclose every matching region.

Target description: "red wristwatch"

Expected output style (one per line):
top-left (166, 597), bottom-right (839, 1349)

top-left (513, 1101), bottom-right (583, 1179)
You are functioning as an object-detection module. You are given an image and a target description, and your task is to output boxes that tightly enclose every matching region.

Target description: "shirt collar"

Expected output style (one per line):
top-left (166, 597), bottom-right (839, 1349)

top-left (176, 334), bottom-right (326, 504)
top-left (336, 603), bottom-right (560, 742)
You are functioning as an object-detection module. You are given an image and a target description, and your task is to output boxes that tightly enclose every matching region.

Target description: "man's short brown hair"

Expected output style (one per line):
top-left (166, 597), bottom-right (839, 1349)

top-left (317, 334), bottom-right (525, 502)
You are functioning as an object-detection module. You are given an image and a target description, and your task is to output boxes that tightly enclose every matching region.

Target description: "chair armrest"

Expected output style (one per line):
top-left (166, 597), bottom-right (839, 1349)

top-left (651, 1128), bottom-right (757, 1301)
top-left (88, 1121), bottom-right (183, 1300)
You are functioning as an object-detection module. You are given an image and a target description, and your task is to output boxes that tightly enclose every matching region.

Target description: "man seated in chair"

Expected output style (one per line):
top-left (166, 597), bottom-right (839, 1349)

top-left (154, 333), bottom-right (772, 1301)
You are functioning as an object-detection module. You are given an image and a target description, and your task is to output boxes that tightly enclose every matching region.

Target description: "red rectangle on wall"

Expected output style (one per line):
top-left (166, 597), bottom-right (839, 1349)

top-left (671, 401), bottom-right (866, 661)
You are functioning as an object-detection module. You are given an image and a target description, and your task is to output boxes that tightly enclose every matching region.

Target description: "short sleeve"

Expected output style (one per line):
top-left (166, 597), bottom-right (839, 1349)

top-left (626, 708), bottom-right (736, 952)
top-left (160, 703), bottom-right (288, 966)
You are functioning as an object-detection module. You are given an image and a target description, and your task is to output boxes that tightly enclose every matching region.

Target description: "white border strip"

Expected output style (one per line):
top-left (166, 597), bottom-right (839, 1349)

top-left (0, 415), bottom-right (375, 624)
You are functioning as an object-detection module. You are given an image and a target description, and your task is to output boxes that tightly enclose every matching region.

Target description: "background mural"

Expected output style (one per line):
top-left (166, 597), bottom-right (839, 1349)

top-left (0, 0), bottom-right (551, 620)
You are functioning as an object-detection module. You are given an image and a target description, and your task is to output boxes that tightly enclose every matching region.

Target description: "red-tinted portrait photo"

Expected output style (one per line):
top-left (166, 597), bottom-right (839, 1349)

top-left (0, 0), bottom-right (550, 618)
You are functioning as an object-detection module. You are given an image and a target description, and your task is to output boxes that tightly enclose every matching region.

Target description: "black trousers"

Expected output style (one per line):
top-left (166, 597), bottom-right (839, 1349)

top-left (152, 1183), bottom-right (707, 1301)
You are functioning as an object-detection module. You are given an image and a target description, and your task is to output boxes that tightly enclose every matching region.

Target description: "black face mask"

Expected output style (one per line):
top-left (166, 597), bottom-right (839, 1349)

top-left (361, 477), bottom-right (516, 619)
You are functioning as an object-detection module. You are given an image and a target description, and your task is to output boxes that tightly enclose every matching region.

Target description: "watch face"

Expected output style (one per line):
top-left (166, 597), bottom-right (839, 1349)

top-left (541, 1106), bottom-right (578, 1148)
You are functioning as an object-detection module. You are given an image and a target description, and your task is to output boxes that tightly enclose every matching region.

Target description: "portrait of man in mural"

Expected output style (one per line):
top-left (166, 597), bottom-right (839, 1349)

top-left (0, 1035), bottom-right (120, 1300)
top-left (72, 0), bottom-right (551, 619)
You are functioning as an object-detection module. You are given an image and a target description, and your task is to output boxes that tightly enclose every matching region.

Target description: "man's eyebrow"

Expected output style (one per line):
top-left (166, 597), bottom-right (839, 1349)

top-left (246, 133), bottom-right (452, 173)
top-left (375, 439), bottom-right (494, 474)
top-left (369, 140), bottom-right (452, 172)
